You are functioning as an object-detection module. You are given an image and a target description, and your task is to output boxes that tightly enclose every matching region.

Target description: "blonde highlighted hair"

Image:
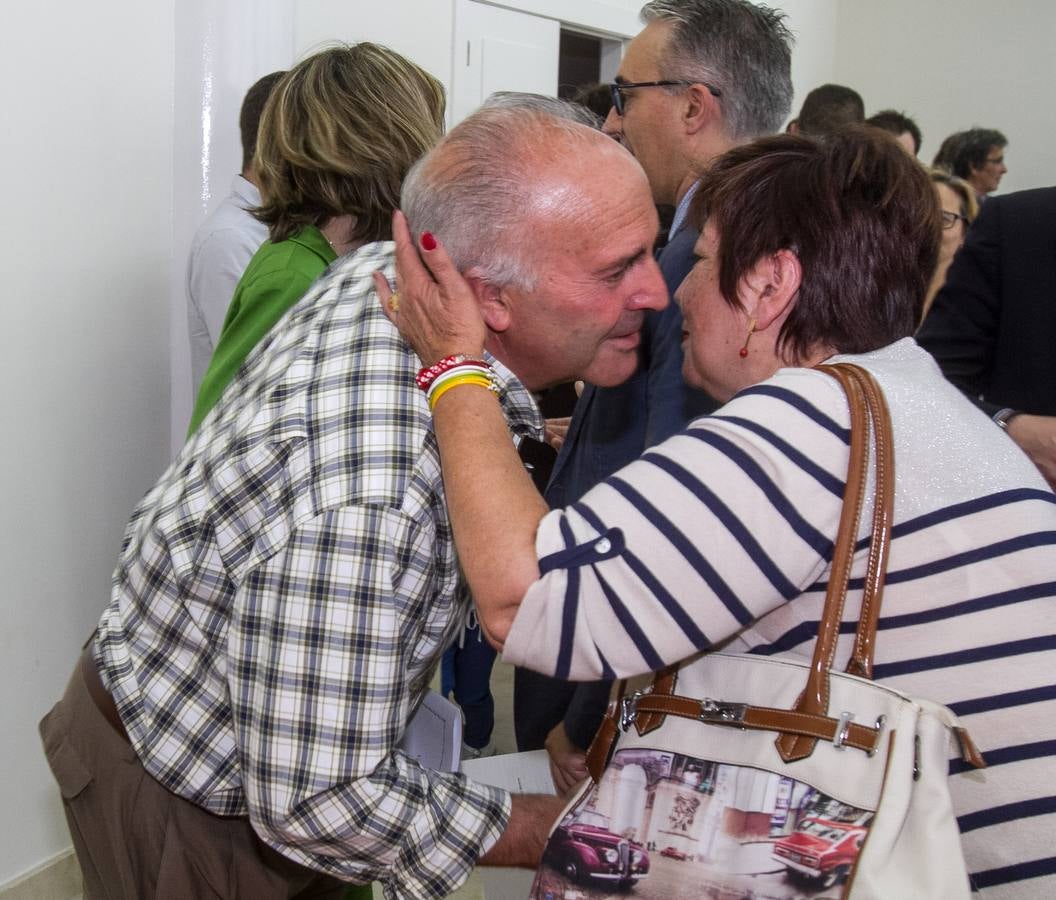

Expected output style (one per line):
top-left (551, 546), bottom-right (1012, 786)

top-left (254, 43), bottom-right (445, 243)
top-left (928, 168), bottom-right (979, 224)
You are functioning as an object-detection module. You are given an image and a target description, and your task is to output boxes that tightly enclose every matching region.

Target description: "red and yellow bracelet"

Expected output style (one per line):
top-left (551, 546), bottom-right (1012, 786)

top-left (428, 372), bottom-right (496, 409)
top-left (416, 354), bottom-right (490, 391)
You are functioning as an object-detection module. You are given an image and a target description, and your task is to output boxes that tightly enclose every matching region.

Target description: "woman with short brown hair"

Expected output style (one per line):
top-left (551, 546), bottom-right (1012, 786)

top-left (384, 126), bottom-right (1056, 896)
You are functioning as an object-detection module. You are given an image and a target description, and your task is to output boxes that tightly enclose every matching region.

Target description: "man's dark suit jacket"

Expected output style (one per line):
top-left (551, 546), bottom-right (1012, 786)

top-left (918, 186), bottom-right (1056, 417)
top-left (514, 223), bottom-right (718, 752)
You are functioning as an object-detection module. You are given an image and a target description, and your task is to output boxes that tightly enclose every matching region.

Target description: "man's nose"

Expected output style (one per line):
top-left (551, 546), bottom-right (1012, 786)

top-left (635, 258), bottom-right (669, 311)
top-left (602, 106), bottom-right (622, 139)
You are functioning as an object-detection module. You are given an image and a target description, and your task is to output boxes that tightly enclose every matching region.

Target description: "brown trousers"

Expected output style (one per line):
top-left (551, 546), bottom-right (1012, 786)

top-left (39, 652), bottom-right (353, 900)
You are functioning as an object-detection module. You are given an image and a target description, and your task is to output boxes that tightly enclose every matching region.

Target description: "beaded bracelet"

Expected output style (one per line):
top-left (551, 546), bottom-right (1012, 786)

top-left (426, 364), bottom-right (492, 398)
top-left (428, 373), bottom-right (495, 409)
top-left (416, 354), bottom-right (490, 391)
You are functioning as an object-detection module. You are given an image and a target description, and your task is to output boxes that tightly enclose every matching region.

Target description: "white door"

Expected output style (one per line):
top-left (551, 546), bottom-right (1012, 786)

top-left (451, 0), bottom-right (560, 126)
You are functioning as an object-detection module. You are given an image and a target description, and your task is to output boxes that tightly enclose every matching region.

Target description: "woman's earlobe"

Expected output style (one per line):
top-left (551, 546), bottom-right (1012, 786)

top-left (748, 249), bottom-right (802, 330)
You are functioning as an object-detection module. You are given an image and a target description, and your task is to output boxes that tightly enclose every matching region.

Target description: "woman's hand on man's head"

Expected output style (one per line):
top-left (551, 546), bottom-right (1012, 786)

top-left (373, 210), bottom-right (488, 366)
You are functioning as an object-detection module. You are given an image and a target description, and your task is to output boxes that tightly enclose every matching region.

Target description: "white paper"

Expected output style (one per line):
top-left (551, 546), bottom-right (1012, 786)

top-left (397, 689), bottom-right (463, 773)
top-left (461, 749), bottom-right (557, 795)
top-left (461, 751), bottom-right (558, 899)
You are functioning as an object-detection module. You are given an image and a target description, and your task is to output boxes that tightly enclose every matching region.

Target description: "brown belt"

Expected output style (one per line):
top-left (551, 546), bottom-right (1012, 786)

top-left (80, 648), bottom-right (130, 743)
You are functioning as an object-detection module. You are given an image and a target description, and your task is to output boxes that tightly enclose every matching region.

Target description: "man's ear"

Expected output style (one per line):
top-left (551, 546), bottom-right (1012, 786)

top-left (464, 270), bottom-right (512, 333)
top-left (683, 83), bottom-right (720, 136)
top-left (742, 248), bottom-right (802, 330)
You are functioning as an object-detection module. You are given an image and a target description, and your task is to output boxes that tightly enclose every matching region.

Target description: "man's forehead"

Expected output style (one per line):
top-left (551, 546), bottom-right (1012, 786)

top-left (530, 134), bottom-right (638, 192)
top-left (619, 20), bottom-right (672, 78)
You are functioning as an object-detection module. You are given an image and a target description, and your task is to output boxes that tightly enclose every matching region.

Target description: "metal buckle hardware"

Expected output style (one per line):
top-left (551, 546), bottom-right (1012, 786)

top-left (832, 711), bottom-right (855, 749)
top-left (867, 714), bottom-right (887, 757)
top-left (698, 698), bottom-right (748, 725)
top-left (619, 691), bottom-right (644, 731)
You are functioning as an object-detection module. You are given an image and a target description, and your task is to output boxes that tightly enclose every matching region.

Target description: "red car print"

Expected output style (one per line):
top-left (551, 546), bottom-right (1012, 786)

top-left (542, 810), bottom-right (650, 889)
top-left (659, 846), bottom-right (689, 861)
top-left (772, 816), bottom-right (868, 890)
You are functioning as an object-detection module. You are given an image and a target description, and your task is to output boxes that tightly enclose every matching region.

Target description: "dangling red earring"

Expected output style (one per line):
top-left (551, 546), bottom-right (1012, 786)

top-left (739, 317), bottom-right (756, 358)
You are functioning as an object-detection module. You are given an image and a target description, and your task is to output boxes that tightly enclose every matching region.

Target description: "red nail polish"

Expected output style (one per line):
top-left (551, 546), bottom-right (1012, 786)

top-left (420, 232), bottom-right (437, 251)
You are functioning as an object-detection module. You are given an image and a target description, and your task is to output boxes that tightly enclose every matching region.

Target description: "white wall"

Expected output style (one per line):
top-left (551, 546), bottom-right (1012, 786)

top-left (169, 0), bottom-right (296, 447)
top-left (780, 0), bottom-right (839, 121)
top-left (834, 0), bottom-right (1055, 194)
top-left (0, 0), bottom-right (174, 886)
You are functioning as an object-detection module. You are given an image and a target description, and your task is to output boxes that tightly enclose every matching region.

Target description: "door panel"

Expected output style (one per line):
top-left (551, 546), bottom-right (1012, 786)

top-left (452, 0), bottom-right (560, 125)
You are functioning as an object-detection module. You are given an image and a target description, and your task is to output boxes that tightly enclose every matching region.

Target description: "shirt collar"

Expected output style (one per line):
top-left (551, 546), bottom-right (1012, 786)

top-left (485, 352), bottom-right (544, 441)
top-left (669, 179), bottom-right (702, 241)
top-left (232, 174), bottom-right (261, 208)
top-left (288, 225), bottom-right (338, 264)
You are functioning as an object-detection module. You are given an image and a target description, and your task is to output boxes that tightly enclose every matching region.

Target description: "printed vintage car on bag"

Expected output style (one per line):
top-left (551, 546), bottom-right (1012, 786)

top-left (771, 816), bottom-right (869, 890)
top-left (541, 809), bottom-right (650, 888)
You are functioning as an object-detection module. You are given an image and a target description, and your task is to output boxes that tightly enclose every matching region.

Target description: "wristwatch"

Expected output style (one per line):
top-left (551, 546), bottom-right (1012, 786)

top-left (992, 407), bottom-right (1021, 431)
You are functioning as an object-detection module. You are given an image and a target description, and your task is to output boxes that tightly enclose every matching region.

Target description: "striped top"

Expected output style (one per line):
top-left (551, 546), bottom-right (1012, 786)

top-left (503, 338), bottom-right (1056, 896)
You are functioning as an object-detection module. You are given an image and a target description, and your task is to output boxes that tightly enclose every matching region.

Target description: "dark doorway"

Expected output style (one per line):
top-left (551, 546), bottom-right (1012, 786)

top-left (558, 30), bottom-right (601, 99)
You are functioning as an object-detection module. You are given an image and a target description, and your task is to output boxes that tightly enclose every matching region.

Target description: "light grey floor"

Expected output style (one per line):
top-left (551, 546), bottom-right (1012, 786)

top-left (486, 657), bottom-right (518, 755)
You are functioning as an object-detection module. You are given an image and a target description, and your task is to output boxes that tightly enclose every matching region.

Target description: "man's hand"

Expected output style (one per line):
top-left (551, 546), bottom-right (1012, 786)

top-left (545, 722), bottom-right (589, 795)
top-left (478, 794), bottom-right (566, 868)
top-left (544, 417), bottom-right (571, 452)
top-left (1007, 414), bottom-right (1056, 490)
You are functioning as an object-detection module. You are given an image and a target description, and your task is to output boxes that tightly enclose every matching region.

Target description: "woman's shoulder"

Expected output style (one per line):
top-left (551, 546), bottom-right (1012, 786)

top-left (718, 364), bottom-right (853, 435)
top-left (241, 227), bottom-right (332, 282)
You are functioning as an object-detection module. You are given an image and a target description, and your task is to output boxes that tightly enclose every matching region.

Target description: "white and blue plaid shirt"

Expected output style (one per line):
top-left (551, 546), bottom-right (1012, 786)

top-left (95, 241), bottom-right (541, 897)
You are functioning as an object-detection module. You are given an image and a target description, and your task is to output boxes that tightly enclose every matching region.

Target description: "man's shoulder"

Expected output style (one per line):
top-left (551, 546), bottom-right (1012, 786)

top-left (991, 185), bottom-right (1056, 211)
top-left (982, 186), bottom-right (1056, 235)
top-left (192, 190), bottom-right (266, 246)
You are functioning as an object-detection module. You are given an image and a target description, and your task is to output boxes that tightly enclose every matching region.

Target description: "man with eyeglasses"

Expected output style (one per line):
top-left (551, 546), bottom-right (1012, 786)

top-left (932, 127), bottom-right (1009, 204)
top-left (516, 0), bottom-right (794, 794)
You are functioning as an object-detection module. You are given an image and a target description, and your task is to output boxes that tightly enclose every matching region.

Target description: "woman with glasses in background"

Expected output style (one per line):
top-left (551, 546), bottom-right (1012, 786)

top-left (923, 168), bottom-right (979, 321)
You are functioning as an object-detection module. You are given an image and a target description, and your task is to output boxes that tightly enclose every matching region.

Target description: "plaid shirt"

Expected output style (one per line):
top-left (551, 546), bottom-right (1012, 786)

top-left (94, 241), bottom-right (541, 897)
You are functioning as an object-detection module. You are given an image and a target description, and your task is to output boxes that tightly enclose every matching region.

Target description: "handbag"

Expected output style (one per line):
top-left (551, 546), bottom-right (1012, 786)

top-left (527, 363), bottom-right (986, 900)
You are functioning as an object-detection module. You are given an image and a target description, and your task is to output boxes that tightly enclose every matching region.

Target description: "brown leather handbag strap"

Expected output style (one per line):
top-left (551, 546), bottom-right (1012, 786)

top-left (777, 363), bottom-right (894, 761)
top-left (586, 364), bottom-right (896, 780)
top-left (628, 692), bottom-right (883, 754)
top-left (839, 364), bottom-right (895, 679)
top-left (585, 707), bottom-right (621, 781)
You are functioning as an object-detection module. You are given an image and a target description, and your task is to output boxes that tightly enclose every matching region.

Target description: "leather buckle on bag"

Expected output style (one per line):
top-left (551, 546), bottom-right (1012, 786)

top-left (698, 698), bottom-right (747, 726)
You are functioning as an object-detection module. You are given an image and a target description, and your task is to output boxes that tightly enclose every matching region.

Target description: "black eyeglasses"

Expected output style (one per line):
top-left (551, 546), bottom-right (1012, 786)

top-left (608, 79), bottom-right (721, 116)
top-left (941, 210), bottom-right (968, 230)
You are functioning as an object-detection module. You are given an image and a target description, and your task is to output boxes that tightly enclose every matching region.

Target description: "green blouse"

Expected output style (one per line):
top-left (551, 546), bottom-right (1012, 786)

top-left (188, 225), bottom-right (335, 434)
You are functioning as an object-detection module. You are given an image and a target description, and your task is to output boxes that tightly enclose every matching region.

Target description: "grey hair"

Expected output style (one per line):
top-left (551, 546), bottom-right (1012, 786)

top-left (641, 0), bottom-right (793, 139)
top-left (482, 91), bottom-right (602, 130)
top-left (401, 107), bottom-right (607, 290)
